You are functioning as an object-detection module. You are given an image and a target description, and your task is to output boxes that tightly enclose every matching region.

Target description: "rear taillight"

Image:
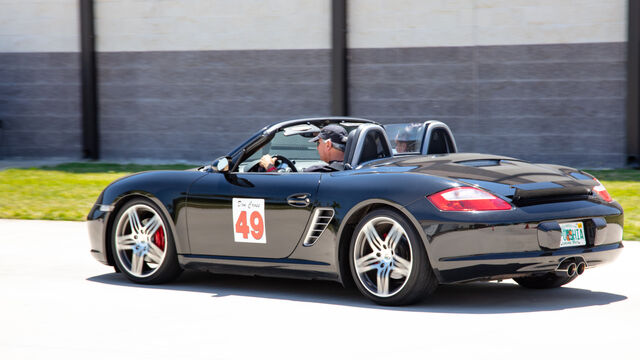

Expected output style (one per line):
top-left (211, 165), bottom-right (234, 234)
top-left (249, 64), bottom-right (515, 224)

top-left (592, 178), bottom-right (613, 202)
top-left (427, 187), bottom-right (512, 211)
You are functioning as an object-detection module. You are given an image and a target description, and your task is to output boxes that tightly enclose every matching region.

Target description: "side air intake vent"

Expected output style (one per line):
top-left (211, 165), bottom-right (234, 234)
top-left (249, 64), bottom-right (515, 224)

top-left (303, 208), bottom-right (335, 247)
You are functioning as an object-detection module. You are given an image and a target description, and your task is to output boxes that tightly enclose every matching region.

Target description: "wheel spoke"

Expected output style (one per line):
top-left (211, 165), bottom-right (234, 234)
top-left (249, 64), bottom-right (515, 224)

top-left (392, 254), bottom-right (411, 278)
top-left (385, 224), bottom-right (404, 251)
top-left (354, 216), bottom-right (415, 298)
top-left (130, 254), bottom-right (144, 275)
top-left (146, 242), bottom-right (164, 265)
top-left (115, 203), bottom-right (173, 278)
top-left (144, 214), bottom-right (162, 236)
top-left (355, 252), bottom-right (379, 273)
top-left (127, 209), bottom-right (143, 234)
top-left (116, 234), bottom-right (136, 250)
top-left (376, 266), bottom-right (391, 296)
top-left (363, 223), bottom-right (384, 251)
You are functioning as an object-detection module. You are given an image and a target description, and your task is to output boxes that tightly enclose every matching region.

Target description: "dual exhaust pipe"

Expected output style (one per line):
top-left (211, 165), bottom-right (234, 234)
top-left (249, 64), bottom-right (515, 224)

top-left (556, 259), bottom-right (586, 277)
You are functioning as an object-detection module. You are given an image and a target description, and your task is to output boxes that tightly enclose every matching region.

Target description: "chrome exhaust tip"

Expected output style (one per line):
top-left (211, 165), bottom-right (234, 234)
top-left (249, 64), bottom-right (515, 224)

top-left (576, 262), bottom-right (586, 275)
top-left (567, 263), bottom-right (577, 277)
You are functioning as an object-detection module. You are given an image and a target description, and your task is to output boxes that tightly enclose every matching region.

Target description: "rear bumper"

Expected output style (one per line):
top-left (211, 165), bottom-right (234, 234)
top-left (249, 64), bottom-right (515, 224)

top-left (406, 198), bottom-right (624, 283)
top-left (434, 242), bottom-right (623, 283)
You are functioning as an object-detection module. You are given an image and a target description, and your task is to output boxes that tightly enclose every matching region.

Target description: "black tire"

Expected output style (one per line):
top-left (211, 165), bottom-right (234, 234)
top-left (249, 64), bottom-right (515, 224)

top-left (349, 209), bottom-right (438, 306)
top-left (514, 272), bottom-right (576, 289)
top-left (111, 198), bottom-right (182, 284)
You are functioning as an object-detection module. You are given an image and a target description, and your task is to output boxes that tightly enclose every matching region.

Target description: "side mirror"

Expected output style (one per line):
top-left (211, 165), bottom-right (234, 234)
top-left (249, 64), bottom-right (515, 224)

top-left (213, 156), bottom-right (231, 173)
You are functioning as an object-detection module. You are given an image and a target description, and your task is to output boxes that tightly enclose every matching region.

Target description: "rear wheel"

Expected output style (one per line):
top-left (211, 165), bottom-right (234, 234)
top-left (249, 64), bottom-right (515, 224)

top-left (349, 209), bottom-right (437, 305)
top-left (514, 273), bottom-right (576, 289)
top-left (111, 198), bottom-right (182, 284)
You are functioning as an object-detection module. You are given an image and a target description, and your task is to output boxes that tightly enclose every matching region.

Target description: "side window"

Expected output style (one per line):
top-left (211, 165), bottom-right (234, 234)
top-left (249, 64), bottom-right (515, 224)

top-left (428, 128), bottom-right (452, 154)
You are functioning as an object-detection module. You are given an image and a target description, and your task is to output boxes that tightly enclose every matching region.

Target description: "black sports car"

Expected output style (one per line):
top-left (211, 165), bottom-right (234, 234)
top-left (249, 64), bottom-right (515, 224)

top-left (87, 117), bottom-right (623, 305)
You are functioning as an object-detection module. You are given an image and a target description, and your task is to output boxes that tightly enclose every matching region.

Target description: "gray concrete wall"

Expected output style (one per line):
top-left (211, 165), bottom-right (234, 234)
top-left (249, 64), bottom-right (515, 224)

top-left (348, 0), bottom-right (626, 48)
top-left (0, 0), bottom-right (331, 161)
top-left (0, 52), bottom-right (81, 158)
top-left (348, 0), bottom-right (627, 168)
top-left (0, 0), bottom-right (80, 159)
top-left (0, 0), bottom-right (629, 168)
top-left (93, 0), bottom-right (331, 161)
top-left (98, 49), bottom-right (330, 160)
top-left (349, 43), bottom-right (626, 168)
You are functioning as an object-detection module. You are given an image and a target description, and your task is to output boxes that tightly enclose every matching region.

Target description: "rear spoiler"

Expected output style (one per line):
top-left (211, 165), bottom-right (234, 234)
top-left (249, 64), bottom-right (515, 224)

top-left (512, 185), bottom-right (592, 206)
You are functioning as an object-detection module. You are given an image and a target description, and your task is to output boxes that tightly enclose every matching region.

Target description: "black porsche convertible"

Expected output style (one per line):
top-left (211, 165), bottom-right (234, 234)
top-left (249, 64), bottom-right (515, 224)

top-left (87, 117), bottom-right (623, 305)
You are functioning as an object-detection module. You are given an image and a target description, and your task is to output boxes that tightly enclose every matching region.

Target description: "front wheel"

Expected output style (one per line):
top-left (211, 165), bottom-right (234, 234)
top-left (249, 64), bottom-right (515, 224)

top-left (349, 209), bottom-right (438, 306)
top-left (111, 198), bottom-right (182, 284)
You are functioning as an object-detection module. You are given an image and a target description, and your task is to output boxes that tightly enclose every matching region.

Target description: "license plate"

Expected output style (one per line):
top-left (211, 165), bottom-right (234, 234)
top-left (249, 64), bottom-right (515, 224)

top-left (559, 222), bottom-right (586, 247)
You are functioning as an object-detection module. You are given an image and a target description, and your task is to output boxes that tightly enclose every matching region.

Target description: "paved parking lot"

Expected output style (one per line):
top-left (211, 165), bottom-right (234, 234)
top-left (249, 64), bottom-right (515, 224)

top-left (1, 219), bottom-right (638, 359)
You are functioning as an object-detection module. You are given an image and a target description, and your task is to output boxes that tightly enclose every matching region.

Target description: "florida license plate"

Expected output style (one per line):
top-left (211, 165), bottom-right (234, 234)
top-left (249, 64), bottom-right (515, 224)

top-left (559, 222), bottom-right (586, 247)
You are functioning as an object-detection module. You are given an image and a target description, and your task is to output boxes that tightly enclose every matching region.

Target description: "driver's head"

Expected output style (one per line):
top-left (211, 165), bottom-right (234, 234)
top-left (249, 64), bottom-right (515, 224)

top-left (309, 124), bottom-right (348, 162)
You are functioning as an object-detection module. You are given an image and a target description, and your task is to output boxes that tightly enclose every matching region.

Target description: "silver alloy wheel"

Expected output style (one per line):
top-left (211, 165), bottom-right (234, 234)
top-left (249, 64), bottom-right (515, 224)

top-left (114, 204), bottom-right (168, 278)
top-left (353, 216), bottom-right (413, 298)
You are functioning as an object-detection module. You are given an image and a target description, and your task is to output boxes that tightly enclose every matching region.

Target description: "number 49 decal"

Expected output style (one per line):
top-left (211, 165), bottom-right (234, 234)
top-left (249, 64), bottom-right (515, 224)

top-left (232, 198), bottom-right (267, 243)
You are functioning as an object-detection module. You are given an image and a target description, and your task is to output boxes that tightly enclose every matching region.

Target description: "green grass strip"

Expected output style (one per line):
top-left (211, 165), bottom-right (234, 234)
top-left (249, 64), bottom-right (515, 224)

top-left (0, 163), bottom-right (196, 221)
top-left (587, 170), bottom-right (640, 241)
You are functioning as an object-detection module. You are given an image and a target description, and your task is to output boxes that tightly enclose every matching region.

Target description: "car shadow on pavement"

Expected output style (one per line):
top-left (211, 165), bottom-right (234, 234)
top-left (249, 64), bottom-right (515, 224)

top-left (87, 270), bottom-right (627, 314)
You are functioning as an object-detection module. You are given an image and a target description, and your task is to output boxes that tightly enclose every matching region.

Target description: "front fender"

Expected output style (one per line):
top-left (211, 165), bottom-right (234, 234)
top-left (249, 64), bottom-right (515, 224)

top-left (88, 170), bottom-right (206, 263)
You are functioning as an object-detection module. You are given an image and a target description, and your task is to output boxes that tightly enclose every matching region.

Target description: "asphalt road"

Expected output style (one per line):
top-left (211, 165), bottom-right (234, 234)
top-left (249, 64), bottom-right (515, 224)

top-left (1, 219), bottom-right (638, 359)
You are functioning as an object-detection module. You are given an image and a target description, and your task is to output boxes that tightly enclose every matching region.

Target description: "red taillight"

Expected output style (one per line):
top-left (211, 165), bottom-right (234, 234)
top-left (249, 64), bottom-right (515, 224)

top-left (427, 187), bottom-right (512, 211)
top-left (592, 178), bottom-right (613, 202)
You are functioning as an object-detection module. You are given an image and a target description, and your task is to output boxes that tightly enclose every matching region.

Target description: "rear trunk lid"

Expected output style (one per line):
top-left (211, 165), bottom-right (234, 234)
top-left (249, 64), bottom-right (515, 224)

top-left (368, 153), bottom-right (597, 205)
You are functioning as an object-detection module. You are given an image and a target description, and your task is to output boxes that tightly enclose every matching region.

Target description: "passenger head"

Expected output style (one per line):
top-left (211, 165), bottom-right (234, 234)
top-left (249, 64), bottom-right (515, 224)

top-left (395, 125), bottom-right (419, 153)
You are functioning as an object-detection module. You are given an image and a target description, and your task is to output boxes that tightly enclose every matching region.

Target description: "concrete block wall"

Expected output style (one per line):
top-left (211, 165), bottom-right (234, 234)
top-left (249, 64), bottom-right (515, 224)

top-left (95, 0), bottom-right (331, 160)
top-left (0, 0), bottom-right (81, 158)
top-left (0, 0), bottom-right (631, 167)
top-left (349, 0), bottom-right (627, 168)
top-left (97, 49), bottom-right (330, 159)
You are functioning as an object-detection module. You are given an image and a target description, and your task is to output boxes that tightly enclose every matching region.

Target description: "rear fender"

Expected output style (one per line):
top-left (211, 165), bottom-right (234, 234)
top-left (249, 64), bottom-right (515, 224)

top-left (335, 198), bottom-right (436, 286)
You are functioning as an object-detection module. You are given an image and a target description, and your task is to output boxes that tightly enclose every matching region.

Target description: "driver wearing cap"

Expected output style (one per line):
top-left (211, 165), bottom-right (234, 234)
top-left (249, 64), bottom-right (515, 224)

top-left (259, 124), bottom-right (348, 172)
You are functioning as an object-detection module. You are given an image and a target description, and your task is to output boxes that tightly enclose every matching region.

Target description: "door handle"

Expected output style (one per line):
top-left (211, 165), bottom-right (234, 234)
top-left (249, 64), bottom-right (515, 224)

top-left (287, 193), bottom-right (311, 207)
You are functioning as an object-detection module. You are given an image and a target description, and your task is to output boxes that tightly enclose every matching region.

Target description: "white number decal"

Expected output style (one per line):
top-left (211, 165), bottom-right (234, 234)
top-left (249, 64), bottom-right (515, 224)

top-left (232, 198), bottom-right (266, 243)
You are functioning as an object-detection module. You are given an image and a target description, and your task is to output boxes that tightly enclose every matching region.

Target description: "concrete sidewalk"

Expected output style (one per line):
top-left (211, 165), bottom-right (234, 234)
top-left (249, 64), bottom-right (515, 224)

top-left (1, 219), bottom-right (638, 359)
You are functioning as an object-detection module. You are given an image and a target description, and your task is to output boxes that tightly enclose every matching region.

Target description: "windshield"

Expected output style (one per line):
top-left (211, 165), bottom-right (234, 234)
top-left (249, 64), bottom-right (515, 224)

top-left (237, 122), bottom-right (362, 172)
top-left (238, 131), bottom-right (323, 172)
top-left (385, 123), bottom-right (425, 154)
top-left (244, 132), bottom-right (319, 162)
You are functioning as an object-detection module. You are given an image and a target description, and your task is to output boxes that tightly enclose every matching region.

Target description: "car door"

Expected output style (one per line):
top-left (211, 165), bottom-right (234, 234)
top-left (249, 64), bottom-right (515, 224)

top-left (186, 171), bottom-right (321, 258)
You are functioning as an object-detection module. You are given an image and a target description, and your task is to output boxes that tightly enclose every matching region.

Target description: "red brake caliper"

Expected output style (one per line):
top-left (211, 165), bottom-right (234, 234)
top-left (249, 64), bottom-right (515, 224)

top-left (154, 226), bottom-right (165, 250)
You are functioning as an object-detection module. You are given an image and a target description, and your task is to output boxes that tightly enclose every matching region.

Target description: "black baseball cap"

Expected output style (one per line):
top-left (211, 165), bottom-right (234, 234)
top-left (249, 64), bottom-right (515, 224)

top-left (309, 125), bottom-right (348, 151)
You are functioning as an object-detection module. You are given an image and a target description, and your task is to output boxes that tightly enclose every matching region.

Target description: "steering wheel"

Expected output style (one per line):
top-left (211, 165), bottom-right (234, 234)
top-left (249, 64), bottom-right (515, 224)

top-left (248, 154), bottom-right (298, 173)
top-left (272, 154), bottom-right (298, 172)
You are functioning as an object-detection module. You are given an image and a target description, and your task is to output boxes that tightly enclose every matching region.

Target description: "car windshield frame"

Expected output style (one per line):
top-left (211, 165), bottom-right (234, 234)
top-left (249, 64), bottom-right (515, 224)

top-left (228, 118), bottom-right (377, 173)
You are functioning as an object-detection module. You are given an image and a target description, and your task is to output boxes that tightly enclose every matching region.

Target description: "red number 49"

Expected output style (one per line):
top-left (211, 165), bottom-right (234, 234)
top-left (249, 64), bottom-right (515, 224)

top-left (235, 210), bottom-right (264, 240)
